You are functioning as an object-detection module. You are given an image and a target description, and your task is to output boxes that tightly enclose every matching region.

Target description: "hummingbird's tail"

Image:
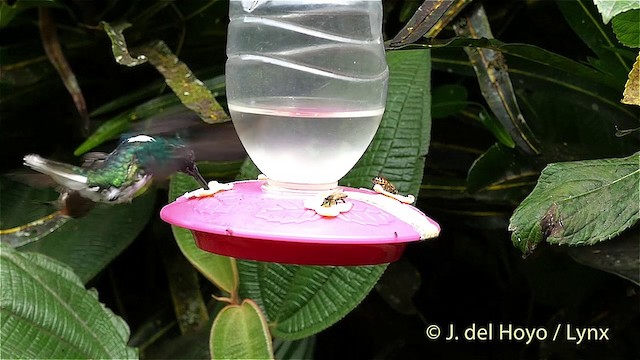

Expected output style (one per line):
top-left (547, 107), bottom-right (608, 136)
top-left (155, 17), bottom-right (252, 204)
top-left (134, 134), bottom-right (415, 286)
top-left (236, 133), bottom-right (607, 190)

top-left (23, 154), bottom-right (88, 191)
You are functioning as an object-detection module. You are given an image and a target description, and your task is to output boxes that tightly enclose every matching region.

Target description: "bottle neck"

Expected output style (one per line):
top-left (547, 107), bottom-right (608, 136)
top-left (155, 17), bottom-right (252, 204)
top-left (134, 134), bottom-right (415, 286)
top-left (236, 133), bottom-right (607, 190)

top-left (264, 179), bottom-right (338, 194)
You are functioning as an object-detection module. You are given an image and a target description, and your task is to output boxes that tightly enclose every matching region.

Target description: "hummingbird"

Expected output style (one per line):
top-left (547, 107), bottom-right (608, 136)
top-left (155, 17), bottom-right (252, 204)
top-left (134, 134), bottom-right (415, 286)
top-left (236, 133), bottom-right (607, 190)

top-left (22, 134), bottom-right (209, 204)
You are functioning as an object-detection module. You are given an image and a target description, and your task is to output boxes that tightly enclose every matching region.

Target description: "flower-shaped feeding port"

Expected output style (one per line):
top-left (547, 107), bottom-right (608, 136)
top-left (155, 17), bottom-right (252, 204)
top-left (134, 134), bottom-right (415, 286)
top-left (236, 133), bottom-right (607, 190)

top-left (160, 0), bottom-right (441, 265)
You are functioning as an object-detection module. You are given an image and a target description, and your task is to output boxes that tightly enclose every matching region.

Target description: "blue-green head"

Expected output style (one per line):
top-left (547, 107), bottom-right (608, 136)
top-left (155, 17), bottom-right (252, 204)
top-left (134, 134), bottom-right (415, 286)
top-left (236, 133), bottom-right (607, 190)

top-left (118, 135), bottom-right (209, 189)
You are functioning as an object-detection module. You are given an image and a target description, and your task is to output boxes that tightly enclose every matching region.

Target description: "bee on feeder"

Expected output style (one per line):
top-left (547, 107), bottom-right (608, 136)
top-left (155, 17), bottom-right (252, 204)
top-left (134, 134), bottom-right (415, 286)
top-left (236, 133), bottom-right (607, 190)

top-left (372, 176), bottom-right (415, 204)
top-left (373, 176), bottom-right (398, 194)
top-left (321, 191), bottom-right (348, 207)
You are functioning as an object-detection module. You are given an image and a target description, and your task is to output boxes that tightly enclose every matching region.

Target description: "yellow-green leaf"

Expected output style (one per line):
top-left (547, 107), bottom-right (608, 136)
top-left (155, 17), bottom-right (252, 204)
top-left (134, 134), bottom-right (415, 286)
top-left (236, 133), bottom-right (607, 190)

top-left (210, 300), bottom-right (274, 360)
top-left (169, 173), bottom-right (239, 294)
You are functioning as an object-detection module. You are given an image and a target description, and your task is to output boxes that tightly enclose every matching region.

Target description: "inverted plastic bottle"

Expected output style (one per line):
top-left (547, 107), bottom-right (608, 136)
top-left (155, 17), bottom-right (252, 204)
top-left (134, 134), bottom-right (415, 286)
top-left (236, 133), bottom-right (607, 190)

top-left (226, 0), bottom-right (388, 190)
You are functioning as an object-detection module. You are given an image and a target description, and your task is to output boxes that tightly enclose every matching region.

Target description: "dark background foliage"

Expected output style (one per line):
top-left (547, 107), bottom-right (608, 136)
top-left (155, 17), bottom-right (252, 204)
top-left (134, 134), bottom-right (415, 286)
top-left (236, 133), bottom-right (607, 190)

top-left (1, 0), bottom-right (638, 358)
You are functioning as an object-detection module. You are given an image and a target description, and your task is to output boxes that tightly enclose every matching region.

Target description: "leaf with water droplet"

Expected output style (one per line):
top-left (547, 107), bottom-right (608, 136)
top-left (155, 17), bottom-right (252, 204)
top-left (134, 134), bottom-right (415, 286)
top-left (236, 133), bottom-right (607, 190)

top-left (101, 22), bottom-right (148, 66)
top-left (100, 21), bottom-right (228, 124)
top-left (135, 40), bottom-right (228, 124)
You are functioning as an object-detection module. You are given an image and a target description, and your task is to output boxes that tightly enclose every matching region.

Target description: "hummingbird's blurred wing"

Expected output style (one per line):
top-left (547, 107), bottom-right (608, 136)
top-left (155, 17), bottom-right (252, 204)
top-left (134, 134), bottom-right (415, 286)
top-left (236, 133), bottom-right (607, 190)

top-left (81, 152), bottom-right (109, 169)
top-left (23, 155), bottom-right (89, 191)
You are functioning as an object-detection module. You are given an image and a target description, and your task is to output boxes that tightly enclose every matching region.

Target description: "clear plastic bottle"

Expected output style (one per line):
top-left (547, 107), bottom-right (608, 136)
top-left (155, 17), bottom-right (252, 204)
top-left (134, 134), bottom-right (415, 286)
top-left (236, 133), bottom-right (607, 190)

top-left (226, 0), bottom-right (388, 189)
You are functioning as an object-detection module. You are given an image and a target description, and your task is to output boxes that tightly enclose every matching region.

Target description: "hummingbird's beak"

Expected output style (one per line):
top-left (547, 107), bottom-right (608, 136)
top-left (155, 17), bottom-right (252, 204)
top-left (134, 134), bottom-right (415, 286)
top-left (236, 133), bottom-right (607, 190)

top-left (185, 164), bottom-right (209, 190)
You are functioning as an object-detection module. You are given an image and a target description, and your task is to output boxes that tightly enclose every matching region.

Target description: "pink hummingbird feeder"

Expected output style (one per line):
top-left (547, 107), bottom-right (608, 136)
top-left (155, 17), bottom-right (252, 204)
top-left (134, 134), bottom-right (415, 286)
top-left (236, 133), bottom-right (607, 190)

top-left (160, 0), bottom-right (440, 265)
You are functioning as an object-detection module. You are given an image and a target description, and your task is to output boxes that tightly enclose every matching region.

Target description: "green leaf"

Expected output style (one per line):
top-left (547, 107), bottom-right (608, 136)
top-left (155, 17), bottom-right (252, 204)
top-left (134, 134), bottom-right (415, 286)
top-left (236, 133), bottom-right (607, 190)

top-left (21, 190), bottom-right (156, 283)
top-left (0, 42), bottom-right (52, 87)
top-left (593, 0), bottom-right (640, 24)
top-left (237, 157), bottom-right (261, 181)
top-left (343, 48), bottom-right (432, 196)
top-left (101, 22), bottom-right (148, 66)
top-left (431, 84), bottom-right (468, 118)
top-left (420, 174), bottom-right (536, 207)
top-left (75, 75), bottom-right (227, 156)
top-left (134, 41), bottom-right (229, 124)
top-left (452, 4), bottom-right (540, 154)
top-left (40, 7), bottom-right (90, 135)
top-left (238, 262), bottom-right (387, 339)
top-left (75, 97), bottom-right (180, 156)
top-left (101, 21), bottom-right (228, 124)
top-left (210, 299), bottom-right (273, 360)
top-left (428, 37), bottom-right (623, 89)
top-left (161, 242), bottom-right (210, 335)
top-left (399, 1), bottom-right (421, 23)
top-left (0, 0), bottom-right (60, 28)
top-left (273, 336), bottom-right (316, 360)
top-left (169, 172), bottom-right (239, 294)
top-left (569, 229), bottom-right (639, 285)
top-left (387, 0), bottom-right (471, 48)
top-left (0, 244), bottom-right (136, 359)
top-left (509, 152), bottom-right (640, 254)
top-left (466, 143), bottom-right (538, 193)
top-left (90, 74), bottom-right (226, 117)
top-left (197, 160), bottom-right (244, 181)
top-left (429, 39), bottom-right (638, 122)
top-left (518, 90), bottom-right (638, 161)
top-left (375, 259), bottom-right (421, 315)
top-left (0, 177), bottom-right (155, 283)
top-left (0, 177), bottom-right (58, 229)
top-left (557, 0), bottom-right (631, 80)
top-left (612, 9), bottom-right (640, 48)
top-left (477, 108), bottom-right (515, 148)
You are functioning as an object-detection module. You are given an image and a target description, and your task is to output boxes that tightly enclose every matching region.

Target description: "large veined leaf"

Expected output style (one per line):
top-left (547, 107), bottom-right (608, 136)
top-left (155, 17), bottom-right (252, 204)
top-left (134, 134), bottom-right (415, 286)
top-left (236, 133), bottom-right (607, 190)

top-left (343, 48), bottom-right (432, 195)
top-left (210, 300), bottom-right (273, 359)
top-left (238, 262), bottom-right (388, 339)
top-left (0, 178), bottom-right (155, 283)
top-left (509, 152), bottom-right (640, 254)
top-left (0, 244), bottom-right (136, 359)
top-left (168, 173), bottom-right (239, 294)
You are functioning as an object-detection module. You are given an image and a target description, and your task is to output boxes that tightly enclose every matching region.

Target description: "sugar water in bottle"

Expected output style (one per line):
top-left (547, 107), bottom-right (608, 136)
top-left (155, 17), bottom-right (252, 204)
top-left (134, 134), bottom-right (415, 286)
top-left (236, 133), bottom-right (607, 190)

top-left (226, 0), bottom-right (388, 189)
